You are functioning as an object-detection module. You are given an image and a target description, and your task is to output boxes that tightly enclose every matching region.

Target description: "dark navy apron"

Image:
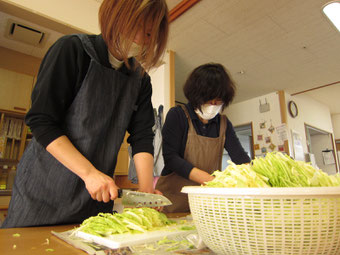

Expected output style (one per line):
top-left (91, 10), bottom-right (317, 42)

top-left (2, 34), bottom-right (142, 227)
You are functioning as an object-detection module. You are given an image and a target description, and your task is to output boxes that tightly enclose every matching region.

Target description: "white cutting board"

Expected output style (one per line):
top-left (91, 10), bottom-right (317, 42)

top-left (75, 224), bottom-right (196, 249)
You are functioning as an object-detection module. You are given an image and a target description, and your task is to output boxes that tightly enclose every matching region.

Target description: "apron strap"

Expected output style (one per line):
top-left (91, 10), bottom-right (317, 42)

top-left (179, 104), bottom-right (197, 135)
top-left (219, 115), bottom-right (227, 160)
top-left (219, 115), bottom-right (227, 137)
top-left (75, 34), bottom-right (101, 63)
top-left (179, 104), bottom-right (190, 120)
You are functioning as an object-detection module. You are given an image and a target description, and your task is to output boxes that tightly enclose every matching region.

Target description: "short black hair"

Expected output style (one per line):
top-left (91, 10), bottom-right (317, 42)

top-left (183, 63), bottom-right (235, 111)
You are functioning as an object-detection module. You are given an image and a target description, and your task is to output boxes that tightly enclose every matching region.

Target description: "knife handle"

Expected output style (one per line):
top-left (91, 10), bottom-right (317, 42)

top-left (117, 189), bottom-right (123, 198)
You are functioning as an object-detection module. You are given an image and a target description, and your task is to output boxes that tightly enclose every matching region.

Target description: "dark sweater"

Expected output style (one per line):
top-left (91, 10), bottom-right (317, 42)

top-left (161, 103), bottom-right (251, 179)
top-left (25, 34), bottom-right (154, 156)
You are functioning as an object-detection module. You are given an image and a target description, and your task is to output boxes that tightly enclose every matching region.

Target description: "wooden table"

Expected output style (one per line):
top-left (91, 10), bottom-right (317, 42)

top-left (0, 213), bottom-right (190, 255)
top-left (0, 224), bottom-right (82, 255)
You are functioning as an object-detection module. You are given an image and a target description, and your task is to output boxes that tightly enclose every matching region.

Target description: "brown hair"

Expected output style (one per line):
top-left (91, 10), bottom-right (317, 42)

top-left (183, 63), bottom-right (236, 111)
top-left (99, 0), bottom-right (169, 71)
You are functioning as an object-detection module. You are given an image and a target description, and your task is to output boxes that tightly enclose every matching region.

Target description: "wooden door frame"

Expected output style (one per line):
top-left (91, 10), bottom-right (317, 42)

top-left (304, 123), bottom-right (339, 173)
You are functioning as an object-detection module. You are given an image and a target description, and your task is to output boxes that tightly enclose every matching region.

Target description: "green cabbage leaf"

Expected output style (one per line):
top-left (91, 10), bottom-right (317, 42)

top-left (205, 152), bottom-right (340, 187)
top-left (76, 208), bottom-right (175, 237)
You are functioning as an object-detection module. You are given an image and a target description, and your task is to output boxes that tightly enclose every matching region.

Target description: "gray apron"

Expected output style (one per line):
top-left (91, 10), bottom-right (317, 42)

top-left (3, 34), bottom-right (142, 227)
top-left (156, 105), bottom-right (227, 213)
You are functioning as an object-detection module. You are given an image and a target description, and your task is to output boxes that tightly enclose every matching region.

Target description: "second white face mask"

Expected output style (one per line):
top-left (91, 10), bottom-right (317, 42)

top-left (195, 104), bottom-right (223, 120)
top-left (128, 42), bottom-right (143, 58)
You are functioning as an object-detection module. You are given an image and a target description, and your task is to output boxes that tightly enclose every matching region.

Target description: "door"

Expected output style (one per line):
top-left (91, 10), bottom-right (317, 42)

top-left (305, 124), bottom-right (338, 175)
top-left (222, 122), bottom-right (254, 170)
top-left (335, 139), bottom-right (340, 171)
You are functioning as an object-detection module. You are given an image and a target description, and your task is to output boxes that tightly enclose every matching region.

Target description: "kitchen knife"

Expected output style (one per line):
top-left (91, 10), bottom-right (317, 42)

top-left (117, 189), bottom-right (172, 208)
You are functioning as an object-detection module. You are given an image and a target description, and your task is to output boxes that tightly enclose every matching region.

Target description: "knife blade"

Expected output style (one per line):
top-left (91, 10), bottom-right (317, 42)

top-left (117, 189), bottom-right (172, 208)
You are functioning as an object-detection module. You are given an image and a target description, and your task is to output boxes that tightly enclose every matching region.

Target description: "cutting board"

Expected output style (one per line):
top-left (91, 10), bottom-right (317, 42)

top-left (75, 223), bottom-right (196, 249)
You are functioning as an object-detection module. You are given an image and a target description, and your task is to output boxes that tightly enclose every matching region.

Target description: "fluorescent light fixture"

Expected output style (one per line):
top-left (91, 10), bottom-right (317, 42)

top-left (323, 1), bottom-right (340, 32)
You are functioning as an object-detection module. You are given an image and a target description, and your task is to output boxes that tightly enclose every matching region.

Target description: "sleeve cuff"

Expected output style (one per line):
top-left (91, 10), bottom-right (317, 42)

top-left (131, 142), bottom-right (154, 157)
top-left (33, 128), bottom-right (65, 148)
top-left (176, 161), bottom-right (193, 179)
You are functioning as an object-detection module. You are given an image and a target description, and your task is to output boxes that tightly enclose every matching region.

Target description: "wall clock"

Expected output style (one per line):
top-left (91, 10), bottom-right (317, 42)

top-left (288, 100), bottom-right (298, 118)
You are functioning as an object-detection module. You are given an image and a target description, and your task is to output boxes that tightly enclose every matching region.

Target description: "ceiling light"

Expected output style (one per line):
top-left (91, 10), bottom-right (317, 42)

top-left (323, 1), bottom-right (340, 32)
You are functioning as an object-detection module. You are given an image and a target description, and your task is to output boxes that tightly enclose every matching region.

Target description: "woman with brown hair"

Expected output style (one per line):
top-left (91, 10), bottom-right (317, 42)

top-left (156, 63), bottom-right (251, 213)
top-left (2, 0), bottom-right (169, 228)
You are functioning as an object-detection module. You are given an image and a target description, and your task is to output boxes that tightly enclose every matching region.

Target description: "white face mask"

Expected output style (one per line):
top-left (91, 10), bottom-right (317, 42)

top-left (128, 42), bottom-right (143, 58)
top-left (195, 104), bottom-right (223, 120)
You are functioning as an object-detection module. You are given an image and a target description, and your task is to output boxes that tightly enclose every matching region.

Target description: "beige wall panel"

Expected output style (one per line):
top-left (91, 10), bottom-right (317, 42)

top-left (0, 68), bottom-right (33, 112)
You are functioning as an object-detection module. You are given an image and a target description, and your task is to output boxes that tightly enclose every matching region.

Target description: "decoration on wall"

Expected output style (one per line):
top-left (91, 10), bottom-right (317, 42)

top-left (278, 145), bottom-right (285, 152)
top-left (269, 143), bottom-right (276, 151)
top-left (265, 137), bottom-right (271, 143)
top-left (257, 135), bottom-right (263, 141)
top-left (268, 121), bottom-right (275, 133)
top-left (276, 123), bottom-right (288, 142)
top-left (260, 121), bottom-right (266, 129)
top-left (254, 144), bottom-right (260, 150)
top-left (261, 147), bottom-right (267, 153)
top-left (322, 149), bottom-right (335, 165)
top-left (259, 98), bottom-right (270, 113)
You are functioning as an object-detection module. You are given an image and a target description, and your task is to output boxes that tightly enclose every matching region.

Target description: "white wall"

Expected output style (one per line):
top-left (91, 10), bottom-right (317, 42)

top-left (224, 92), bottom-right (283, 157)
top-left (285, 93), bottom-right (339, 171)
top-left (149, 51), bottom-right (171, 115)
top-left (332, 114), bottom-right (340, 140)
top-left (286, 93), bottom-right (334, 154)
top-left (4, 0), bottom-right (100, 33)
top-left (224, 90), bottom-right (339, 172)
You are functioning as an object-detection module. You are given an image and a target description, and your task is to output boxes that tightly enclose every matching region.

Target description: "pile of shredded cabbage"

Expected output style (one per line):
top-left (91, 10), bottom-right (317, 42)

top-left (205, 152), bottom-right (340, 187)
top-left (75, 208), bottom-right (175, 237)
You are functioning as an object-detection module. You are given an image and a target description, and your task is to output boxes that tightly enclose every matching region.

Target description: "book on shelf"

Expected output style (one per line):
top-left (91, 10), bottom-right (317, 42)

top-left (0, 136), bottom-right (5, 159)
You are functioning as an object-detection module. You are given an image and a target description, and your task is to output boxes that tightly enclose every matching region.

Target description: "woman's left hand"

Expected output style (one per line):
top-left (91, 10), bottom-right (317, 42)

top-left (138, 187), bottom-right (162, 195)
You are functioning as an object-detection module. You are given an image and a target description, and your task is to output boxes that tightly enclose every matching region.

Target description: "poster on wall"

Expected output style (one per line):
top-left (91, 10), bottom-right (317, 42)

top-left (291, 130), bottom-right (304, 161)
top-left (276, 124), bottom-right (288, 142)
top-left (322, 151), bottom-right (335, 165)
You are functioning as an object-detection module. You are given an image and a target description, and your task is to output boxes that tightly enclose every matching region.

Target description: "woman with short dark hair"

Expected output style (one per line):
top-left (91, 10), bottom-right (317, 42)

top-left (156, 63), bottom-right (251, 213)
top-left (2, 0), bottom-right (169, 228)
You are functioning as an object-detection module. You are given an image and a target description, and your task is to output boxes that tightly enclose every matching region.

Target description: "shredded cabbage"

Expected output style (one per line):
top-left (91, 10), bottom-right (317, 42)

top-left (75, 208), bottom-right (175, 237)
top-left (206, 161), bottom-right (270, 187)
top-left (205, 152), bottom-right (340, 187)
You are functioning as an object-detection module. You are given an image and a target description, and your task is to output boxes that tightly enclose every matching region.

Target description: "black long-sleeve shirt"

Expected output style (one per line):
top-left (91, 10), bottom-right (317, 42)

top-left (161, 103), bottom-right (251, 179)
top-left (25, 34), bottom-right (154, 156)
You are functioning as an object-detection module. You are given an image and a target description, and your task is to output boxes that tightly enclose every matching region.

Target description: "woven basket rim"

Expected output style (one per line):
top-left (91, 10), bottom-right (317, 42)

top-left (181, 186), bottom-right (340, 197)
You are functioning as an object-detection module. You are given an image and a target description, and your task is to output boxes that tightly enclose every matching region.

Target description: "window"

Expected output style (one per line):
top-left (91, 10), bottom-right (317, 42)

top-left (323, 1), bottom-right (340, 32)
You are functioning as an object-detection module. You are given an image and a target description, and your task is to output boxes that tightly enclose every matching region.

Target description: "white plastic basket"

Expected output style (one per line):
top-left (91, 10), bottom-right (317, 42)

top-left (181, 186), bottom-right (340, 255)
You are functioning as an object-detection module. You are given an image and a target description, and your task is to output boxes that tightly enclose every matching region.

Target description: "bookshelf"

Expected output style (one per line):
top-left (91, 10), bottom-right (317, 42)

top-left (0, 109), bottom-right (32, 192)
top-left (0, 109), bottom-right (28, 162)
